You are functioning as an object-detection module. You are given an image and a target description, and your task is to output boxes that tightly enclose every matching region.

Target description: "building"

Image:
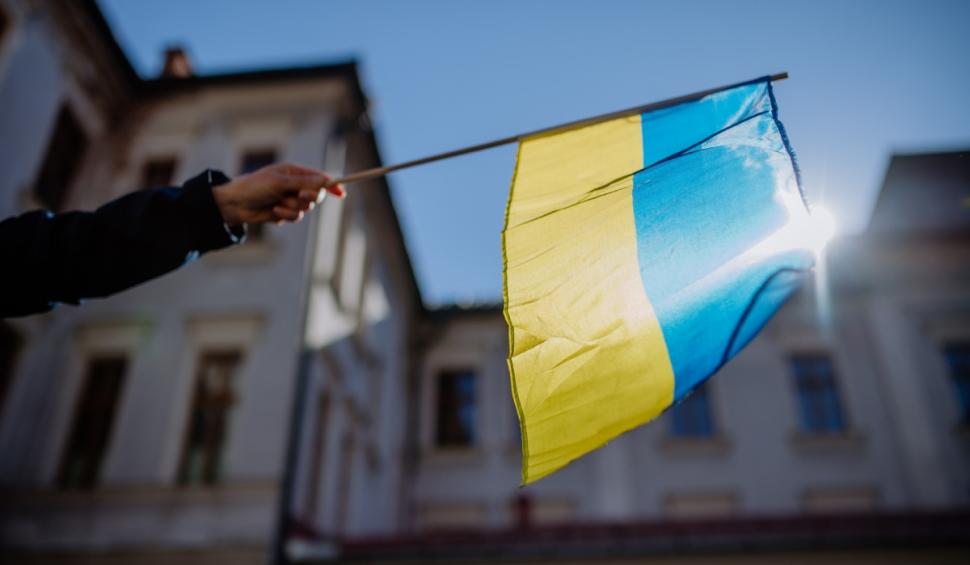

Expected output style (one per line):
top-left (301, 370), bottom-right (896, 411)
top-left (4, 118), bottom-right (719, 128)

top-left (348, 149), bottom-right (967, 562)
top-left (411, 150), bottom-right (970, 526)
top-left (0, 1), bottom-right (968, 563)
top-left (0, 1), bottom-right (419, 563)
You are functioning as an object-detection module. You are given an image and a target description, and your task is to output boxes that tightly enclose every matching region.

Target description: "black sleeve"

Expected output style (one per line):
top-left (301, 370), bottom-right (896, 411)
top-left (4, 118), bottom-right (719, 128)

top-left (0, 170), bottom-right (242, 318)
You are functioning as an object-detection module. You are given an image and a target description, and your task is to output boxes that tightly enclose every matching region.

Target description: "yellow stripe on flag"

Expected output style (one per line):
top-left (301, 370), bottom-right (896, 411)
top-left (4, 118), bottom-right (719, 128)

top-left (503, 115), bottom-right (675, 483)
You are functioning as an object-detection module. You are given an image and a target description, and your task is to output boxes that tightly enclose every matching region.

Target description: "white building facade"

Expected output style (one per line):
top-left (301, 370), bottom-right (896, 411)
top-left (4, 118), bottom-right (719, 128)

top-left (391, 152), bottom-right (969, 561)
top-left (0, 1), bottom-right (967, 564)
top-left (0, 1), bottom-right (420, 563)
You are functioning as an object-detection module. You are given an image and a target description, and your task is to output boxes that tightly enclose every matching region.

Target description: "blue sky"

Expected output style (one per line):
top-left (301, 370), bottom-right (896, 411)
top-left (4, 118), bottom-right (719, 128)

top-left (98, 0), bottom-right (970, 306)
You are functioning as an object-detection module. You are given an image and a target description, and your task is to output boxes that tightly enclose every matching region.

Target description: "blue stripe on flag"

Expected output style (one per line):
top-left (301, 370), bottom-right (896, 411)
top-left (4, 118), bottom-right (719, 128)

top-left (632, 86), bottom-right (813, 401)
top-left (640, 82), bottom-right (770, 170)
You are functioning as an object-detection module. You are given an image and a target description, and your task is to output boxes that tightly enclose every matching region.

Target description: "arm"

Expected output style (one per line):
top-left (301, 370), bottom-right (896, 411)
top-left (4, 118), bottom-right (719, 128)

top-left (0, 163), bottom-right (343, 318)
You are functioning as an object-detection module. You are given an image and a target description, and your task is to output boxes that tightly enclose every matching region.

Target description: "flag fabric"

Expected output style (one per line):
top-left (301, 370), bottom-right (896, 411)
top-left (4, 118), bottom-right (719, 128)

top-left (503, 78), bottom-right (813, 483)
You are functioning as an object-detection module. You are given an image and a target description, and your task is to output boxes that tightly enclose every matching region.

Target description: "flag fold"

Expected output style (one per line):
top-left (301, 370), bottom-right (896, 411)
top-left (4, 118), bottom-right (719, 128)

top-left (502, 78), bottom-right (812, 483)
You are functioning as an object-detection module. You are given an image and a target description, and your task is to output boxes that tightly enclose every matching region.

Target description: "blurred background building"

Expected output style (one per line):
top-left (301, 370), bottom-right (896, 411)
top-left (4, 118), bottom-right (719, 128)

top-left (0, 1), bottom-right (420, 562)
top-left (0, 1), bottom-right (967, 564)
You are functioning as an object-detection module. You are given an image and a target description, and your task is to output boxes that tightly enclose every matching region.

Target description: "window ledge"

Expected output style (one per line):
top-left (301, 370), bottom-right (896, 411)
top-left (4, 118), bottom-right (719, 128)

top-left (203, 239), bottom-right (277, 265)
top-left (1, 480), bottom-right (277, 507)
top-left (658, 435), bottom-right (733, 456)
top-left (790, 431), bottom-right (866, 452)
top-left (422, 447), bottom-right (484, 466)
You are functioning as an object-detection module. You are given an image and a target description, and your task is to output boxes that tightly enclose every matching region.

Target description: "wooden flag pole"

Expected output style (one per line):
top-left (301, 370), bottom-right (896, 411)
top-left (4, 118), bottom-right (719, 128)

top-left (332, 72), bottom-right (788, 186)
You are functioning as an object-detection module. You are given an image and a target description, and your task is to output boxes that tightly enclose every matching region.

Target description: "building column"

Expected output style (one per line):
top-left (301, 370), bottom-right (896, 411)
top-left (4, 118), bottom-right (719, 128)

top-left (592, 434), bottom-right (637, 519)
top-left (865, 296), bottom-right (953, 507)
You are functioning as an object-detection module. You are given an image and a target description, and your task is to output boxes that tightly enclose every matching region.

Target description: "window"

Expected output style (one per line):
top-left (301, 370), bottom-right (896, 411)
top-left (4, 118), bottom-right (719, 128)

top-left (419, 502), bottom-right (485, 531)
top-left (0, 6), bottom-right (9, 48)
top-left (34, 105), bottom-right (88, 211)
top-left (239, 150), bottom-right (277, 240)
top-left (791, 353), bottom-right (846, 434)
top-left (802, 487), bottom-right (878, 514)
top-left (240, 149), bottom-right (276, 174)
top-left (512, 400), bottom-right (522, 447)
top-left (435, 370), bottom-right (477, 447)
top-left (367, 364), bottom-right (383, 429)
top-left (178, 351), bottom-right (241, 485)
top-left (329, 206), bottom-right (367, 314)
top-left (664, 492), bottom-right (738, 519)
top-left (57, 356), bottom-right (128, 489)
top-left (335, 430), bottom-right (355, 533)
top-left (141, 157), bottom-right (177, 189)
top-left (0, 323), bottom-right (22, 419)
top-left (511, 494), bottom-right (574, 527)
top-left (312, 194), bottom-right (345, 282)
top-left (305, 392), bottom-right (331, 521)
top-left (670, 382), bottom-right (715, 438)
top-left (943, 343), bottom-right (970, 426)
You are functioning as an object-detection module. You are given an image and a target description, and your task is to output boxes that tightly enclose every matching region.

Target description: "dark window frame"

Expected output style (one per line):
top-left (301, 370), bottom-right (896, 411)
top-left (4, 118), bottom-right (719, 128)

top-left (791, 352), bottom-right (847, 434)
top-left (57, 355), bottom-right (128, 490)
top-left (238, 149), bottom-right (278, 241)
top-left (670, 381), bottom-right (716, 438)
top-left (33, 104), bottom-right (88, 211)
top-left (304, 391), bottom-right (331, 521)
top-left (335, 428), bottom-right (355, 533)
top-left (177, 350), bottom-right (242, 486)
top-left (434, 369), bottom-right (478, 448)
top-left (0, 322), bottom-right (22, 422)
top-left (943, 342), bottom-right (970, 426)
top-left (0, 5), bottom-right (10, 49)
top-left (140, 157), bottom-right (178, 190)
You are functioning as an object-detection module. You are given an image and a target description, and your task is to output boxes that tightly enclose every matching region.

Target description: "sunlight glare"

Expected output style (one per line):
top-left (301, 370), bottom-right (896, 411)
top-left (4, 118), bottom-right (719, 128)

top-left (804, 206), bottom-right (837, 255)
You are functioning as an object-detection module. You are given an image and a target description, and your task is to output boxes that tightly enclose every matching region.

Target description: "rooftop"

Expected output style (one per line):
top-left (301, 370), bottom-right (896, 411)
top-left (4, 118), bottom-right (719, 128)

top-left (868, 149), bottom-right (970, 237)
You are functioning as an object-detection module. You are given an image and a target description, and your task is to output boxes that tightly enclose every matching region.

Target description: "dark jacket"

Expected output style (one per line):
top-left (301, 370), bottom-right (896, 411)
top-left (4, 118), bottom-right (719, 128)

top-left (0, 170), bottom-right (240, 318)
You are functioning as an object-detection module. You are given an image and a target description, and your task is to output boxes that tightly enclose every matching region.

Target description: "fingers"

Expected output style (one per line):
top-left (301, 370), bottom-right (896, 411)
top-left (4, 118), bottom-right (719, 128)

top-left (298, 190), bottom-right (330, 210)
top-left (324, 182), bottom-right (346, 199)
top-left (271, 195), bottom-right (312, 224)
top-left (270, 162), bottom-right (345, 199)
top-left (283, 195), bottom-right (314, 213)
top-left (272, 205), bottom-right (304, 223)
top-left (313, 183), bottom-right (346, 204)
top-left (258, 186), bottom-right (324, 226)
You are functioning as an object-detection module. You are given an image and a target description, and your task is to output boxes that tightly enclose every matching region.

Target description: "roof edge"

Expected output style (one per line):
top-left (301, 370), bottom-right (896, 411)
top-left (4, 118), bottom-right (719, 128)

top-left (140, 60), bottom-right (362, 93)
top-left (81, 0), bottom-right (141, 87)
top-left (81, 1), bottom-right (423, 310)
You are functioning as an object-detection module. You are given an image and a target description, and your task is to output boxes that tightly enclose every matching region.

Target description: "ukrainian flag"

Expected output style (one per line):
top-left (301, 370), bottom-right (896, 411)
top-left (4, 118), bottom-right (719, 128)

top-left (503, 78), bottom-right (816, 483)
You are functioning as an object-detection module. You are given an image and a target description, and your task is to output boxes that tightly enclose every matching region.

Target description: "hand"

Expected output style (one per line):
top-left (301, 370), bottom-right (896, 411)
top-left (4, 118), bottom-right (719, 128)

top-left (212, 162), bottom-right (345, 227)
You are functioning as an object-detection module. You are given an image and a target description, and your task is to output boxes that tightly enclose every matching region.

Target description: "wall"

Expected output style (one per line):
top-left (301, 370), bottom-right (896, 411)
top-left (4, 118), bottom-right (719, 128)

top-left (0, 7), bottom-right (420, 549)
top-left (411, 232), bottom-right (970, 529)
